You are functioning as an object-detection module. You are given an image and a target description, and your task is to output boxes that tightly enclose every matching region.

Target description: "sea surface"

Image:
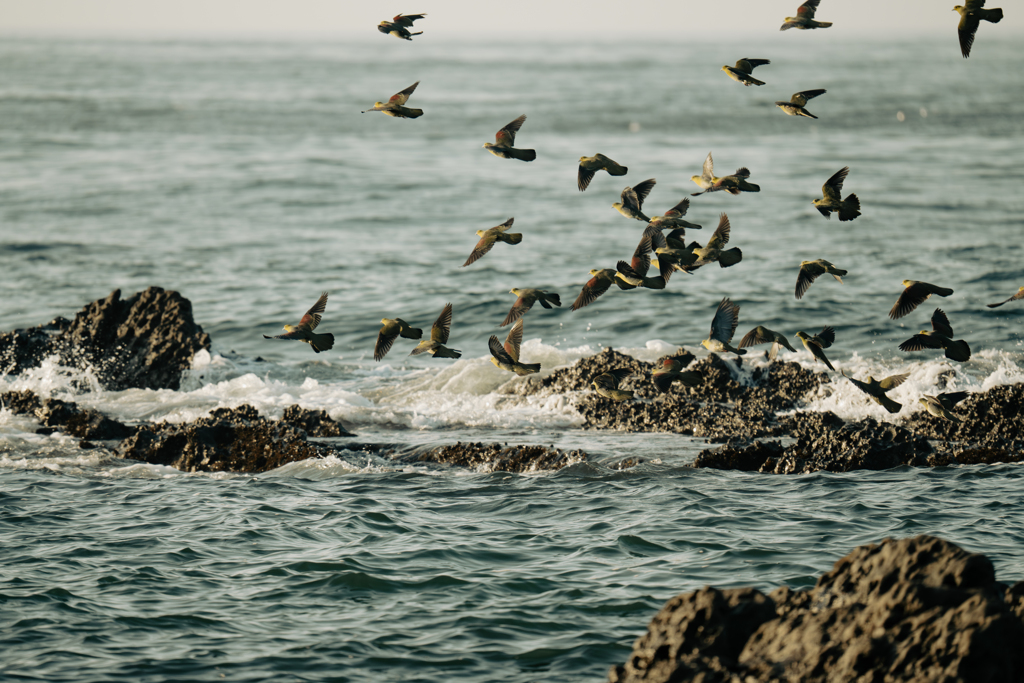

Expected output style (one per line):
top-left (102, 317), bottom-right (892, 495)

top-left (1, 33), bottom-right (1023, 682)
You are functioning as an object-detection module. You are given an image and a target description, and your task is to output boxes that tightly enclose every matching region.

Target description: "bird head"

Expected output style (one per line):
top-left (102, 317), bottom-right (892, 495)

top-left (720, 65), bottom-right (730, 72)
top-left (380, 318), bottom-right (387, 325)
top-left (282, 324), bottom-right (296, 333)
top-left (588, 269), bottom-right (600, 276)
top-left (476, 229), bottom-right (486, 237)
top-left (952, 5), bottom-right (964, 12)
top-left (482, 143), bottom-right (493, 149)
top-left (795, 331), bottom-right (809, 341)
top-left (509, 288), bottom-right (520, 295)
top-left (901, 279), bottom-right (913, 287)
top-left (611, 202), bottom-right (622, 211)
top-left (690, 175), bottom-right (702, 184)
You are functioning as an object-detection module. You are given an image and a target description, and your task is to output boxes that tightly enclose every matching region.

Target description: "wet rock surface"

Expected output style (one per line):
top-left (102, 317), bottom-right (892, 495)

top-left (610, 535), bottom-right (1024, 683)
top-left (2, 390), bottom-right (135, 441)
top-left (0, 287), bottom-right (211, 391)
top-left (416, 441), bottom-right (588, 473)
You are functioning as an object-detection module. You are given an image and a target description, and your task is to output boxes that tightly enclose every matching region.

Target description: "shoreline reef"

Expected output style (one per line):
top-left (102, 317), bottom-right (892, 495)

top-left (2, 287), bottom-right (1022, 474)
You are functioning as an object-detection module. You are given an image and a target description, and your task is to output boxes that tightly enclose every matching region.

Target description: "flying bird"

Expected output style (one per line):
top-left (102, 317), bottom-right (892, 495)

top-left (612, 178), bottom-right (656, 222)
top-left (954, 1), bottom-right (1003, 58)
top-left (502, 288), bottom-right (561, 327)
top-left (361, 81), bottom-right (423, 118)
top-left (390, 13), bottom-right (426, 28)
top-left (898, 309), bottom-right (971, 362)
top-left (691, 153), bottom-right (758, 196)
top-left (263, 292), bottom-right (335, 353)
top-left (889, 281), bottom-right (954, 320)
top-left (987, 286), bottom-right (1024, 308)
top-left (647, 228), bottom-right (700, 282)
top-left (739, 326), bottom-right (797, 361)
top-left (374, 316), bottom-right (423, 361)
top-left (483, 115), bottom-right (536, 161)
top-left (488, 319), bottom-right (541, 376)
top-left (692, 214), bottom-right (743, 268)
top-left (813, 167), bottom-right (861, 221)
top-left (776, 89), bottom-right (826, 119)
top-left (795, 326), bottom-right (836, 371)
top-left (652, 354), bottom-right (702, 394)
top-left (592, 368), bottom-right (635, 402)
top-left (841, 371), bottom-right (909, 414)
top-left (578, 153), bottom-right (628, 191)
top-left (615, 234), bottom-right (666, 290)
top-left (462, 218), bottom-right (522, 267)
top-left (702, 297), bottom-right (746, 357)
top-left (780, 0), bottom-right (833, 30)
top-left (796, 259), bottom-right (847, 300)
top-left (647, 197), bottom-right (702, 232)
top-left (722, 58), bottom-right (771, 86)
top-left (919, 392), bottom-right (969, 422)
top-left (409, 303), bottom-right (461, 358)
top-left (377, 20), bottom-right (423, 40)
top-left (571, 268), bottom-right (622, 312)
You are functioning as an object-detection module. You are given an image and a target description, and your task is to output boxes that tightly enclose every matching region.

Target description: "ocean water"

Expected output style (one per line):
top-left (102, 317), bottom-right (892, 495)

top-left (1, 33), bottom-right (1023, 682)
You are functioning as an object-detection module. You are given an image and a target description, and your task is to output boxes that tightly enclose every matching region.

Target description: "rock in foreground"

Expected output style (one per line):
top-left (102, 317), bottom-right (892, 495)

top-left (0, 287), bottom-right (211, 391)
top-left (610, 535), bottom-right (1024, 682)
top-left (417, 441), bottom-right (587, 473)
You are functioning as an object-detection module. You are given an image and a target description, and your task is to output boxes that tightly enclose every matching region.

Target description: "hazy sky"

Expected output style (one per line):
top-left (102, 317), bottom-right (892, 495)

top-left (1, 1), bottom-right (1018, 37)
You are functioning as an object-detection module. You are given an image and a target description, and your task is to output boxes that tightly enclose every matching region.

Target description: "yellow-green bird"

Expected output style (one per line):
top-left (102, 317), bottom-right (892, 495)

top-left (647, 228), bottom-right (700, 282)
top-left (409, 303), bottom-right (461, 359)
top-left (502, 288), bottom-right (561, 327)
top-left (692, 214), bottom-right (743, 268)
top-left (377, 21), bottom-right (423, 41)
top-left (263, 292), bottom-right (335, 354)
top-left (374, 316), bottom-right (423, 361)
top-left (776, 89), bottom-right (826, 119)
top-left (898, 309), bottom-right (971, 362)
top-left (842, 371), bottom-right (909, 414)
top-left (954, 1), bottom-right (1003, 58)
top-left (462, 217), bottom-right (522, 267)
top-left (722, 58), bottom-right (771, 86)
top-left (739, 326), bottom-right (797, 361)
top-left (795, 326), bottom-right (836, 371)
top-left (702, 297), bottom-right (746, 357)
top-left (987, 286), bottom-right (1024, 308)
top-left (571, 268), bottom-right (630, 311)
top-left (889, 281), bottom-right (954, 320)
top-left (813, 166), bottom-right (861, 222)
top-left (483, 114), bottom-right (536, 161)
top-left (615, 233), bottom-right (666, 290)
top-left (578, 153), bottom-right (628, 192)
top-left (647, 197), bottom-right (702, 232)
top-left (488, 319), bottom-right (541, 376)
top-left (653, 355), bottom-right (703, 394)
top-left (592, 368), bottom-right (635, 402)
top-left (796, 259), bottom-right (847, 300)
top-left (691, 153), bottom-right (757, 196)
top-left (691, 152), bottom-right (723, 195)
top-left (612, 178), bottom-right (656, 222)
top-left (780, 0), bottom-right (833, 30)
top-left (361, 81), bottom-right (423, 118)
top-left (919, 392), bottom-right (969, 422)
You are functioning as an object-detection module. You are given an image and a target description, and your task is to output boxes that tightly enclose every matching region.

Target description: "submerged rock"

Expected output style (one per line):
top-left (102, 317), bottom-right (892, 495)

top-left (1, 390), bottom-right (135, 441)
top-left (610, 535), bottom-right (1024, 682)
top-left (417, 441), bottom-right (587, 473)
top-left (0, 287), bottom-right (211, 391)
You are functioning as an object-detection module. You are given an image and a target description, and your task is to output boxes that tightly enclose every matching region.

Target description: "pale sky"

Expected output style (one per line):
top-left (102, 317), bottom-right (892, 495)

top-left (0, 0), bottom-right (1018, 37)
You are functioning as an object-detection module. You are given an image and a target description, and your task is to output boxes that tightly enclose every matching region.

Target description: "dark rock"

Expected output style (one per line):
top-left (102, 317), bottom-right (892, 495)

top-left (693, 439), bottom-right (785, 471)
top-left (2, 390), bottom-right (135, 440)
top-left (281, 405), bottom-right (355, 437)
top-left (416, 441), bottom-right (587, 473)
top-left (117, 405), bottom-right (336, 473)
top-left (0, 287), bottom-right (211, 391)
top-left (611, 535), bottom-right (1024, 682)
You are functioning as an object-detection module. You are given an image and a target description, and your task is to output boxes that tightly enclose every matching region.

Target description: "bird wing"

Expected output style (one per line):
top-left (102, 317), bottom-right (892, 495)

top-left (816, 326), bottom-right (835, 348)
top-left (739, 326), bottom-right (774, 349)
top-left (987, 287), bottom-right (1024, 308)
top-left (389, 81), bottom-right (419, 106)
top-left (822, 166), bottom-right (849, 201)
top-left (663, 197), bottom-right (689, 218)
top-left (797, 0), bottom-right (820, 19)
top-left (743, 59), bottom-right (770, 70)
top-left (395, 13), bottom-right (426, 22)
top-left (709, 297), bottom-right (740, 344)
top-left (631, 233), bottom-right (654, 276)
top-left (899, 333), bottom-right (941, 352)
top-left (792, 89), bottom-right (825, 106)
top-left (431, 303), bottom-right (453, 344)
top-left (644, 225), bottom-right (668, 250)
top-left (299, 292), bottom-right (328, 331)
top-left (701, 152), bottom-right (714, 181)
top-left (264, 331), bottom-right (304, 341)
top-left (795, 262), bottom-right (822, 300)
top-left (889, 283), bottom-right (928, 320)
top-left (495, 114), bottom-right (526, 147)
top-left (571, 274), bottom-right (613, 311)
top-left (731, 167), bottom-right (751, 179)
top-left (374, 329), bottom-right (399, 361)
top-left (930, 308), bottom-right (954, 337)
top-left (706, 214), bottom-right (731, 250)
top-left (504, 318), bottom-right (524, 362)
top-left (938, 391), bottom-right (969, 409)
top-left (493, 217), bottom-right (514, 233)
top-left (578, 163), bottom-right (596, 192)
top-left (620, 185), bottom-right (640, 211)
top-left (879, 373), bottom-right (910, 391)
top-left (958, 12), bottom-right (981, 58)
top-left (595, 368), bottom-right (632, 390)
top-left (463, 232), bottom-right (497, 267)
top-left (502, 295), bottom-right (531, 326)
top-left (631, 178), bottom-right (657, 210)
top-left (488, 335), bottom-right (516, 365)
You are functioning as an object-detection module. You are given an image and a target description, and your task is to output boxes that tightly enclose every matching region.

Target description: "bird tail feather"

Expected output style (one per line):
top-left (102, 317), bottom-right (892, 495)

top-left (945, 340), bottom-right (972, 363)
top-left (839, 194), bottom-right (861, 221)
top-left (983, 8), bottom-right (1002, 22)
top-left (510, 148), bottom-right (536, 162)
top-left (718, 248), bottom-right (743, 268)
top-left (434, 347), bottom-right (462, 359)
top-left (311, 333), bottom-right (335, 353)
top-left (515, 363), bottom-right (541, 376)
top-left (502, 232), bottom-right (523, 245)
top-left (610, 165), bottom-right (628, 176)
top-left (880, 396), bottom-right (902, 414)
top-left (401, 328), bottom-right (423, 340)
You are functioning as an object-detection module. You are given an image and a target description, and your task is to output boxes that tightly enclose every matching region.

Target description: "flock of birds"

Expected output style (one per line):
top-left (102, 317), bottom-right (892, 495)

top-left (264, 2), bottom-right (1013, 424)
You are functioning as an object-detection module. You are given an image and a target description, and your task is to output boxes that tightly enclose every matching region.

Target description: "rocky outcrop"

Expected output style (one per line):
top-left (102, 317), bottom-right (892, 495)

top-left (610, 535), bottom-right (1024, 682)
top-left (1, 390), bottom-right (135, 440)
top-left (416, 441), bottom-right (587, 473)
top-left (0, 287), bottom-right (211, 391)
